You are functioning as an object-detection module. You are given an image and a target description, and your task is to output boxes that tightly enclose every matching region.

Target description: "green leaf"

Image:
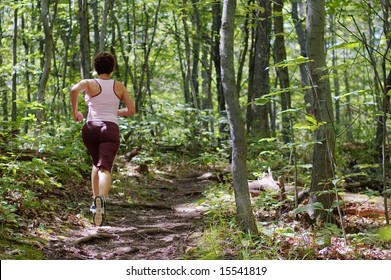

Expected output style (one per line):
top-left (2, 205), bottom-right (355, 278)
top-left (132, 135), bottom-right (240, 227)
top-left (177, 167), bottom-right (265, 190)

top-left (258, 137), bottom-right (276, 143)
top-left (382, 189), bottom-right (391, 195)
top-left (305, 114), bottom-right (318, 125)
top-left (378, 226), bottom-right (391, 242)
top-left (293, 114), bottom-right (327, 132)
top-left (293, 122), bottom-right (313, 131)
top-left (273, 56), bottom-right (312, 68)
top-left (329, 41), bottom-right (361, 50)
top-left (254, 97), bottom-right (270, 106)
top-left (293, 202), bottom-right (324, 215)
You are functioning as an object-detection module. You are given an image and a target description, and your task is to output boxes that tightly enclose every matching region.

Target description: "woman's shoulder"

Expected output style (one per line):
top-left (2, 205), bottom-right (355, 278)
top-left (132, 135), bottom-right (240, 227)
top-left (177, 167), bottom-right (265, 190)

top-left (113, 79), bottom-right (125, 86)
top-left (113, 80), bottom-right (127, 96)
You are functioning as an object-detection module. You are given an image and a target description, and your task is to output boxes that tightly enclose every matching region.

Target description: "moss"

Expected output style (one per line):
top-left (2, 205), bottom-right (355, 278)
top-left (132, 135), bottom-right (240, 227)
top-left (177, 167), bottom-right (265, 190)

top-left (0, 238), bottom-right (45, 260)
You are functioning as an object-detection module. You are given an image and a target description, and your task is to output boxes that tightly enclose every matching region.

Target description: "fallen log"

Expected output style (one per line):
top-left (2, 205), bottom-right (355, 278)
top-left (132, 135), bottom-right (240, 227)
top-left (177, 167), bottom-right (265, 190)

top-left (248, 169), bottom-right (391, 219)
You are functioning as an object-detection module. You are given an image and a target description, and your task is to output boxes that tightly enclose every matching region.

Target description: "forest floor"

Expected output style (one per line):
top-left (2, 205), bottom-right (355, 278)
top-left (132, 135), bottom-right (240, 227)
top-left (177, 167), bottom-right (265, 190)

top-left (41, 161), bottom-right (213, 260)
top-left (2, 158), bottom-right (391, 260)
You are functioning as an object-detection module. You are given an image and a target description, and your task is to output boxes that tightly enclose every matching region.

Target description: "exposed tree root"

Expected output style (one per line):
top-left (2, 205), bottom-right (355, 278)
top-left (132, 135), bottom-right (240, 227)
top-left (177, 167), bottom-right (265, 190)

top-left (73, 233), bottom-right (119, 245)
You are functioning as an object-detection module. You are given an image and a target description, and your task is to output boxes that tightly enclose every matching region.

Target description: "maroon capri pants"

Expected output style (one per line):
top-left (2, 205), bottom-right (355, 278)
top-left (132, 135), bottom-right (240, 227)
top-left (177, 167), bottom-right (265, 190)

top-left (82, 121), bottom-right (120, 173)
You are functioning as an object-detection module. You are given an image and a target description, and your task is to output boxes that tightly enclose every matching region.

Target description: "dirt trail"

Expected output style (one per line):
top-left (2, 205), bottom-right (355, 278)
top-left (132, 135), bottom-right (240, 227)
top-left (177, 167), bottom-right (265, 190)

top-left (43, 165), bottom-right (212, 260)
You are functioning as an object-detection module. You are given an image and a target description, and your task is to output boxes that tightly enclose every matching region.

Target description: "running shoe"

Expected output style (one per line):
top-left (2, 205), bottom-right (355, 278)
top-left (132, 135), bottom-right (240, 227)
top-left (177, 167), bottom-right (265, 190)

top-left (93, 196), bottom-right (106, 226)
top-left (90, 202), bottom-right (96, 213)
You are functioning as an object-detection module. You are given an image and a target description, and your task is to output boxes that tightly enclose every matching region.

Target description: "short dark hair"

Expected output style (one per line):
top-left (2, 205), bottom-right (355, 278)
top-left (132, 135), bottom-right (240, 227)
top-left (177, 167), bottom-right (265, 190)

top-left (93, 52), bottom-right (115, 75)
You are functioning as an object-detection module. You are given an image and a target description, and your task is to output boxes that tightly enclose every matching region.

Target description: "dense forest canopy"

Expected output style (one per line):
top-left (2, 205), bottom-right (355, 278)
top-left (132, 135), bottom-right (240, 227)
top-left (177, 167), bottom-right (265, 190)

top-left (0, 1), bottom-right (388, 146)
top-left (0, 0), bottom-right (391, 256)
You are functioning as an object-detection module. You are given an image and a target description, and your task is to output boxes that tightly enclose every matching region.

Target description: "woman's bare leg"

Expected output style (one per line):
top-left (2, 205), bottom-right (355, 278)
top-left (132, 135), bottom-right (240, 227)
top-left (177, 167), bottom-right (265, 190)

top-left (98, 167), bottom-right (112, 198)
top-left (91, 165), bottom-right (99, 198)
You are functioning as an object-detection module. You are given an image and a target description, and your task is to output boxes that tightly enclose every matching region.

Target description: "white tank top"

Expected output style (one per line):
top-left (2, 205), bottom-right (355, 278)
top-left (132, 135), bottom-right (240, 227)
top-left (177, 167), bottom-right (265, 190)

top-left (85, 79), bottom-right (120, 124)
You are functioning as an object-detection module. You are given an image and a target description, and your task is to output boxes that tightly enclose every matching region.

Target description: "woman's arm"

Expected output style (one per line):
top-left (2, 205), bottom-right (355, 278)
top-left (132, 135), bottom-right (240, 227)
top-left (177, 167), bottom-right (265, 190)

top-left (117, 83), bottom-right (136, 117)
top-left (70, 80), bottom-right (88, 121)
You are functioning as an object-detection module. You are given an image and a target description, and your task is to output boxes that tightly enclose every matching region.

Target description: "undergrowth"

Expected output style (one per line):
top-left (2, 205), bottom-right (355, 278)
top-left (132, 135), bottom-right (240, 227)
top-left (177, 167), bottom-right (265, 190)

top-left (184, 182), bottom-right (391, 260)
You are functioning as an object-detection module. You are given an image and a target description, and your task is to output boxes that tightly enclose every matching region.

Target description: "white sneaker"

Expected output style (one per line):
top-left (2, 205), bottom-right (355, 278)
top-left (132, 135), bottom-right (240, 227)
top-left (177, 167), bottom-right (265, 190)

top-left (93, 196), bottom-right (106, 226)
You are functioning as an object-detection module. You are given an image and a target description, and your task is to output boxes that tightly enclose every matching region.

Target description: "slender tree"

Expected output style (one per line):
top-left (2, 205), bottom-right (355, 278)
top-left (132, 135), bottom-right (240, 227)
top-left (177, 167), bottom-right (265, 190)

top-left (37, 0), bottom-right (55, 124)
top-left (11, 4), bottom-right (18, 123)
top-left (99, 0), bottom-right (111, 52)
top-left (237, 0), bottom-right (253, 95)
top-left (190, 0), bottom-right (201, 109)
top-left (134, 0), bottom-right (162, 112)
top-left (380, 0), bottom-right (391, 224)
top-left (273, 0), bottom-right (292, 144)
top-left (248, 0), bottom-right (271, 137)
top-left (220, 0), bottom-right (258, 234)
top-left (211, 0), bottom-right (227, 137)
top-left (0, 12), bottom-right (7, 129)
top-left (291, 1), bottom-right (312, 111)
top-left (181, 0), bottom-right (194, 106)
top-left (91, 1), bottom-right (100, 54)
top-left (78, 0), bottom-right (91, 79)
top-left (306, 0), bottom-right (336, 222)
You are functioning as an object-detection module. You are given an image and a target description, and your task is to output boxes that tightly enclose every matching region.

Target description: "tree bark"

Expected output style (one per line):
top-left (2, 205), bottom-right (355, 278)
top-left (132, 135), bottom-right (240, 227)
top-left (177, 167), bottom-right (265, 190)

top-left (37, 0), bottom-right (55, 124)
top-left (237, 0), bottom-right (253, 95)
top-left (249, 0), bottom-right (271, 137)
top-left (381, 0), bottom-right (391, 225)
top-left (273, 0), bottom-right (292, 144)
top-left (0, 11), bottom-right (7, 129)
top-left (78, 0), bottom-right (91, 79)
top-left (220, 0), bottom-right (258, 234)
top-left (212, 0), bottom-right (227, 137)
top-left (291, 1), bottom-right (312, 111)
top-left (12, 5), bottom-right (18, 123)
top-left (99, 0), bottom-right (111, 52)
top-left (90, 1), bottom-right (100, 55)
top-left (181, 0), bottom-right (192, 105)
top-left (306, 0), bottom-right (336, 222)
top-left (190, 0), bottom-right (201, 109)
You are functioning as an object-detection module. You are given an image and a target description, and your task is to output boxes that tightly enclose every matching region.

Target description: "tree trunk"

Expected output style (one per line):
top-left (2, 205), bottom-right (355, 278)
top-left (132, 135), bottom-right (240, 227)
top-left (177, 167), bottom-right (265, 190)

top-left (330, 14), bottom-right (341, 124)
top-left (99, 0), bottom-right (111, 52)
top-left (12, 5), bottom-right (18, 123)
top-left (247, 24), bottom-right (255, 131)
top-left (306, 0), bottom-right (336, 222)
top-left (91, 1), bottom-right (100, 55)
top-left (21, 14), bottom-right (32, 134)
top-left (343, 50), bottom-right (353, 141)
top-left (0, 12), bottom-right (7, 129)
top-left (173, 12), bottom-right (190, 104)
top-left (60, 0), bottom-right (74, 119)
top-left (212, 0), bottom-right (227, 137)
top-left (291, 1), bottom-right (312, 111)
top-left (78, 0), bottom-right (91, 79)
top-left (237, 0), bottom-right (253, 95)
top-left (220, 0), bottom-right (258, 234)
top-left (381, 0), bottom-right (391, 224)
top-left (249, 0), bottom-right (271, 137)
top-left (181, 0), bottom-right (193, 105)
top-left (37, 0), bottom-right (54, 124)
top-left (190, 0), bottom-right (201, 109)
top-left (273, 0), bottom-right (292, 144)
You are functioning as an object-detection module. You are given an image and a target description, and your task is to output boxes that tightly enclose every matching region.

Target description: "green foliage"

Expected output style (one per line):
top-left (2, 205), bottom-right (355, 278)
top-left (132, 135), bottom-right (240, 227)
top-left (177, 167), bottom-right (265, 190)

top-left (378, 226), bottom-right (391, 242)
top-left (0, 238), bottom-right (44, 260)
top-left (293, 114), bottom-right (327, 132)
top-left (186, 183), bottom-right (280, 259)
top-left (0, 121), bottom-right (89, 233)
top-left (120, 102), bottom-right (224, 166)
top-left (254, 191), bottom-right (283, 212)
